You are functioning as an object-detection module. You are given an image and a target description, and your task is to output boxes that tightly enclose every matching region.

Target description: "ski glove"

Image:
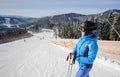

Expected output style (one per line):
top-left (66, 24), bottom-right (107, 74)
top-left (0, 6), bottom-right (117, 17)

top-left (66, 53), bottom-right (77, 64)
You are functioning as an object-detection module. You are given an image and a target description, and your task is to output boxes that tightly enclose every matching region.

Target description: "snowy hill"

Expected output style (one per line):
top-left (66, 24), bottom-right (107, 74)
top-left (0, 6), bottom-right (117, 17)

top-left (35, 9), bottom-right (120, 25)
top-left (0, 29), bottom-right (120, 77)
top-left (0, 15), bottom-right (38, 29)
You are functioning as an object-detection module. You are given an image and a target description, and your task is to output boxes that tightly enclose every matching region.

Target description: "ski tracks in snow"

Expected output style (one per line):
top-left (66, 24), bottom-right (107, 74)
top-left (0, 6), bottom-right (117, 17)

top-left (0, 30), bottom-right (120, 77)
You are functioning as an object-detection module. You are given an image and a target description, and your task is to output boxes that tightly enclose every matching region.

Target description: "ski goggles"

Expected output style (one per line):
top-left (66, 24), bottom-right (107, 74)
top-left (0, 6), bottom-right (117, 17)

top-left (79, 27), bottom-right (85, 32)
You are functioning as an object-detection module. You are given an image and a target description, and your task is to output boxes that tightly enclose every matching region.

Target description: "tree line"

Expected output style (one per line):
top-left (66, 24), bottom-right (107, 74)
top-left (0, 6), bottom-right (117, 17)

top-left (52, 13), bottom-right (120, 41)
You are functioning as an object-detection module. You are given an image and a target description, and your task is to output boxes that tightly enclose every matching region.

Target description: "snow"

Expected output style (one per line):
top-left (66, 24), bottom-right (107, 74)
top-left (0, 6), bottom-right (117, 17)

top-left (5, 18), bottom-right (10, 24)
top-left (0, 29), bottom-right (120, 77)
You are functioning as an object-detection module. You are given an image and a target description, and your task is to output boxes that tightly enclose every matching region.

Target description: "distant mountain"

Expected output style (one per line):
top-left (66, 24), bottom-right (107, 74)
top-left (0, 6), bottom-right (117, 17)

top-left (75, 9), bottom-right (120, 22)
top-left (35, 9), bottom-right (120, 27)
top-left (0, 9), bottom-right (120, 28)
top-left (0, 17), bottom-right (25, 24)
top-left (0, 15), bottom-right (38, 28)
top-left (36, 13), bottom-right (85, 25)
top-left (49, 13), bottom-right (85, 23)
top-left (101, 9), bottom-right (120, 17)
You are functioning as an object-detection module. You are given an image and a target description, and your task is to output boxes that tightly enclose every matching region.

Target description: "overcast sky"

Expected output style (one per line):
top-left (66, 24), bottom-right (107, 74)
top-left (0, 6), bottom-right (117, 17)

top-left (0, 0), bottom-right (120, 18)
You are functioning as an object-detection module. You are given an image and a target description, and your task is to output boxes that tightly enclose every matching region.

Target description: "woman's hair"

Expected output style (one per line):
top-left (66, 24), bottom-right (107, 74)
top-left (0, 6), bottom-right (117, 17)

top-left (80, 21), bottom-right (97, 35)
top-left (82, 21), bottom-right (97, 31)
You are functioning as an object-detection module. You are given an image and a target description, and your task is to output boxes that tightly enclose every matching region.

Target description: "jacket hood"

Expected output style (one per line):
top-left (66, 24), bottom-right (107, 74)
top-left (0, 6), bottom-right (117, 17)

top-left (81, 34), bottom-right (98, 42)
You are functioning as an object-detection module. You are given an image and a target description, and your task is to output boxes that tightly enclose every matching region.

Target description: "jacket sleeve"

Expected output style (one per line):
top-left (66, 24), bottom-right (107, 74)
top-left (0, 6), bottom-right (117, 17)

top-left (78, 42), bottom-right (98, 64)
top-left (71, 44), bottom-right (77, 54)
top-left (71, 38), bottom-right (82, 54)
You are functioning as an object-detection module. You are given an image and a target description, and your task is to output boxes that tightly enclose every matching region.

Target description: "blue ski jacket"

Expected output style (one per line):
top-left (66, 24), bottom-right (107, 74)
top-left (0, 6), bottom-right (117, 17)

top-left (72, 34), bottom-right (98, 67)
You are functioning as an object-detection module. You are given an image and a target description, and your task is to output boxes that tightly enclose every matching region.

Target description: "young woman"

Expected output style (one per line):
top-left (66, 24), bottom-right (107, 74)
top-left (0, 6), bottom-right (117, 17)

top-left (67, 21), bottom-right (98, 77)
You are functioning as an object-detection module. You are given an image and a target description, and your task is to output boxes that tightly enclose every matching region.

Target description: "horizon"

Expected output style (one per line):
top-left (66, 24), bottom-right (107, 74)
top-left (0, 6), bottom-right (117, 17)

top-left (0, 9), bottom-right (120, 18)
top-left (0, 0), bottom-right (120, 18)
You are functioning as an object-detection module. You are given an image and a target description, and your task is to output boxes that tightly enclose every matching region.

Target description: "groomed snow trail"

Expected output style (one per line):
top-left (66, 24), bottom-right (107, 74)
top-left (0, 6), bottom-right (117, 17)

top-left (0, 29), bottom-right (120, 77)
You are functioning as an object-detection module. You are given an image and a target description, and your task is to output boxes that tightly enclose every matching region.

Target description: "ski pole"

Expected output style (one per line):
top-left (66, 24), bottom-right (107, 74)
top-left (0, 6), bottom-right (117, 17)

top-left (66, 53), bottom-right (77, 77)
top-left (67, 59), bottom-right (73, 77)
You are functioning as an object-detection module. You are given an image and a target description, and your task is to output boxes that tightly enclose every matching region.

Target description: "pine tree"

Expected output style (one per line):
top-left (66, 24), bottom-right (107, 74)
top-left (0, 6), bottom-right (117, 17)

top-left (108, 13), bottom-right (120, 41)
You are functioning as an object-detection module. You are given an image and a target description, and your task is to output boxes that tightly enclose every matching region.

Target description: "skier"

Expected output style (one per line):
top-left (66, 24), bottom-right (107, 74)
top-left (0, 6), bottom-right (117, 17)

top-left (67, 21), bottom-right (98, 77)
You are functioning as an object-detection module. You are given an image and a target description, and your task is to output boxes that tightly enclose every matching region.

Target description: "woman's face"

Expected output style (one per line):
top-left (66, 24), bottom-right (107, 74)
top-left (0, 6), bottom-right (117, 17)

top-left (80, 23), bottom-right (85, 36)
top-left (81, 31), bottom-right (85, 36)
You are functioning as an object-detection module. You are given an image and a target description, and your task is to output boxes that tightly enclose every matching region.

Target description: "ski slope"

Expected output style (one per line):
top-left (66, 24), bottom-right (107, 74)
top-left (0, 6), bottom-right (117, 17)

top-left (0, 29), bottom-right (120, 77)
